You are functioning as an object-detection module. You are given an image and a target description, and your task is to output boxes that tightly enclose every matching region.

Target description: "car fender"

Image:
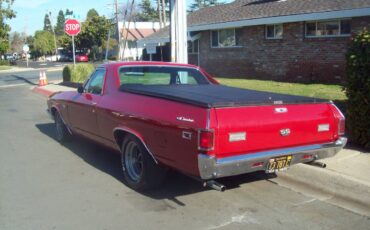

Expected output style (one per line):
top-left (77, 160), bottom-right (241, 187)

top-left (113, 126), bottom-right (158, 164)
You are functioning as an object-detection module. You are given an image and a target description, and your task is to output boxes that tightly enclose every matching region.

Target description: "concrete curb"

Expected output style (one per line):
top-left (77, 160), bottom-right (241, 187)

top-left (275, 163), bottom-right (370, 216)
top-left (32, 86), bottom-right (54, 97)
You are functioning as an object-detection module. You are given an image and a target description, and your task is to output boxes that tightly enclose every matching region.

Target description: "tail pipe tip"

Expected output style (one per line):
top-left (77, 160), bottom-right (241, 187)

top-left (307, 161), bottom-right (327, 168)
top-left (204, 180), bottom-right (226, 192)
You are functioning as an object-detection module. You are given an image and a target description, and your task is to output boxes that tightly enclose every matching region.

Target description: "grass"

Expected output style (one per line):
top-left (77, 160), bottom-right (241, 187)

top-left (216, 78), bottom-right (347, 101)
top-left (0, 66), bottom-right (11, 71)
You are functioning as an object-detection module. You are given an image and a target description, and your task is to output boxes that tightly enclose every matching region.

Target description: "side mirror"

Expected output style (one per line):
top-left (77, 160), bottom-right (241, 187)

top-left (77, 86), bottom-right (84, 94)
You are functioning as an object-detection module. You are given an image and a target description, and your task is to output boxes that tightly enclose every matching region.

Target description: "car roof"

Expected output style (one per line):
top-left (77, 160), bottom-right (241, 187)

top-left (99, 61), bottom-right (199, 69)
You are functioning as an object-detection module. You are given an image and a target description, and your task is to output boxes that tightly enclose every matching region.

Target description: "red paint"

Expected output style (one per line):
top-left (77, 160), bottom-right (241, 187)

top-left (47, 61), bottom-right (345, 178)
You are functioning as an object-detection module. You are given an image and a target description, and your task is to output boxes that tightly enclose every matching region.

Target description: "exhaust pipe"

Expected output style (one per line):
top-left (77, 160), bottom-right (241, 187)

top-left (307, 161), bottom-right (326, 168)
top-left (204, 180), bottom-right (226, 192)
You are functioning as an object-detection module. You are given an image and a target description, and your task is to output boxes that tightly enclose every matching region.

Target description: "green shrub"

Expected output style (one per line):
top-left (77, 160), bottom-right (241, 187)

top-left (0, 60), bottom-right (10, 66)
top-left (62, 65), bottom-right (72, 82)
top-left (62, 64), bottom-right (95, 83)
top-left (345, 29), bottom-right (370, 149)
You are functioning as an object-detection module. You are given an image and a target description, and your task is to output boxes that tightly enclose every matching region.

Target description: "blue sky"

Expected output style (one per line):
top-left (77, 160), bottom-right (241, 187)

top-left (8, 0), bottom-right (233, 36)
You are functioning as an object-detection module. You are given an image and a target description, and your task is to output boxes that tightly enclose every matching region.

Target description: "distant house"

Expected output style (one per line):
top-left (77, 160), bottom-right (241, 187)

top-left (118, 22), bottom-right (161, 60)
top-left (139, 0), bottom-right (370, 83)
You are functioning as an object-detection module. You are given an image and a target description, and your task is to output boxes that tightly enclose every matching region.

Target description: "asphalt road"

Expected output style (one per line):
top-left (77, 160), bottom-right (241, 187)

top-left (16, 60), bottom-right (66, 69)
top-left (0, 69), bottom-right (62, 88)
top-left (1, 72), bottom-right (369, 230)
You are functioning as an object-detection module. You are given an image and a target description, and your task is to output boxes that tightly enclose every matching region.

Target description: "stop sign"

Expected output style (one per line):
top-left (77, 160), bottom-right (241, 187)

top-left (64, 19), bottom-right (81, 36)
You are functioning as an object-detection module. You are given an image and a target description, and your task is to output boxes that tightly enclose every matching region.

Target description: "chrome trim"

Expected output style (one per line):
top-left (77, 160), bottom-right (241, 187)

top-left (198, 137), bottom-right (347, 180)
top-left (206, 109), bottom-right (210, 129)
top-left (113, 127), bottom-right (158, 164)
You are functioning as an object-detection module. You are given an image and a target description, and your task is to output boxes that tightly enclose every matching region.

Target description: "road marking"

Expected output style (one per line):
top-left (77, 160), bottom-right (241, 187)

top-left (0, 83), bottom-right (29, 88)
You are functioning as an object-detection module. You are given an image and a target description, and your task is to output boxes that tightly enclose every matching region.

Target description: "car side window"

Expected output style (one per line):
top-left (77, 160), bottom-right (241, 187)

top-left (85, 69), bottom-right (106, 95)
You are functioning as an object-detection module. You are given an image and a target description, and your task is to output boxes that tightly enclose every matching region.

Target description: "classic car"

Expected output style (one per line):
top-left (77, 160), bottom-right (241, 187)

top-left (47, 61), bottom-right (347, 191)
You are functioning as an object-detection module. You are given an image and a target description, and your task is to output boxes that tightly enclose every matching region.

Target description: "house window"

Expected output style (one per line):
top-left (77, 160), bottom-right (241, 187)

top-left (188, 40), bottom-right (199, 54)
top-left (266, 24), bottom-right (283, 39)
top-left (305, 19), bottom-right (351, 37)
top-left (211, 28), bottom-right (242, 48)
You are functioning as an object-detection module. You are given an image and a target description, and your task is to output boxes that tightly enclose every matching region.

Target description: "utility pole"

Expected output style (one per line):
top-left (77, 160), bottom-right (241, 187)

top-left (170, 0), bottom-right (187, 64)
top-left (115, 0), bottom-right (121, 60)
top-left (48, 11), bottom-right (59, 61)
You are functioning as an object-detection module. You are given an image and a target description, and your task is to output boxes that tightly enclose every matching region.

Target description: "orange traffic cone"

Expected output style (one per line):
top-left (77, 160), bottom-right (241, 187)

top-left (43, 71), bottom-right (48, 85)
top-left (38, 70), bottom-right (48, 86)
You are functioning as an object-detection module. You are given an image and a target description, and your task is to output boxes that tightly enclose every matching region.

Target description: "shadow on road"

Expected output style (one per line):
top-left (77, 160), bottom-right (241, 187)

top-left (35, 122), bottom-right (274, 205)
top-left (5, 75), bottom-right (38, 85)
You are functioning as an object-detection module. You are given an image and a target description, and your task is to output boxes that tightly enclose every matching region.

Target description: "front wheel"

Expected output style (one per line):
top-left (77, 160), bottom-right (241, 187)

top-left (55, 111), bottom-right (71, 142)
top-left (121, 135), bottom-right (166, 191)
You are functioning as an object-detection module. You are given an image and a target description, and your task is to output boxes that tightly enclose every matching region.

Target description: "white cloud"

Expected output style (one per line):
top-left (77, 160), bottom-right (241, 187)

top-left (14, 0), bottom-right (51, 9)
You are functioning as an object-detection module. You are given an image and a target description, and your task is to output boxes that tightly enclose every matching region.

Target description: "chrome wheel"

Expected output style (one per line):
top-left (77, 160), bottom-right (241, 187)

top-left (124, 141), bottom-right (144, 182)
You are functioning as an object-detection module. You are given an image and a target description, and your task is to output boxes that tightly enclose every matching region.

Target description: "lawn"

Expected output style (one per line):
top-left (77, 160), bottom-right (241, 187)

top-left (0, 66), bottom-right (11, 71)
top-left (216, 78), bottom-right (347, 101)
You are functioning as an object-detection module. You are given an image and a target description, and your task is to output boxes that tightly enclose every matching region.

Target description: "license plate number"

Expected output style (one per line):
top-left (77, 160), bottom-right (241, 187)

top-left (266, 155), bottom-right (292, 173)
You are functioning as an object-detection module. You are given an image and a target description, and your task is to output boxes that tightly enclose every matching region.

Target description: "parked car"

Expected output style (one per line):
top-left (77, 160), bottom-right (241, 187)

top-left (75, 54), bottom-right (88, 62)
top-left (47, 62), bottom-right (347, 191)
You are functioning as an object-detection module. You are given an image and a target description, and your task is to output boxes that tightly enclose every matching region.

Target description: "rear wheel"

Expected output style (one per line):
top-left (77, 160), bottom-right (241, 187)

top-left (55, 111), bottom-right (71, 142)
top-left (121, 135), bottom-right (166, 191)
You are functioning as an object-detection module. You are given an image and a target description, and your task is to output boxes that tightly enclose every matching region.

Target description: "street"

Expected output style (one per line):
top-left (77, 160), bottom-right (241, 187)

top-left (0, 68), bottom-right (62, 88)
top-left (0, 70), bottom-right (370, 230)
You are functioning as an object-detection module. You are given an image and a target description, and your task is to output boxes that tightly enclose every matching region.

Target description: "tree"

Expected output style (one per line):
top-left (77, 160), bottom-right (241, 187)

top-left (75, 15), bottom-right (112, 60)
top-left (137, 0), bottom-right (158, 22)
top-left (345, 29), bottom-right (370, 149)
top-left (43, 14), bottom-right (52, 32)
top-left (65, 9), bottom-right (73, 17)
top-left (10, 31), bottom-right (24, 53)
top-left (189, 0), bottom-right (225, 12)
top-left (33, 30), bottom-right (54, 57)
top-left (86, 8), bottom-right (99, 20)
top-left (55, 10), bottom-right (65, 36)
top-left (0, 0), bottom-right (16, 55)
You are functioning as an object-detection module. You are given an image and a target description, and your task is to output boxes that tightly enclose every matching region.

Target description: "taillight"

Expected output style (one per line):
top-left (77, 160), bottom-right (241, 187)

top-left (198, 129), bottom-right (214, 151)
top-left (330, 104), bottom-right (345, 136)
top-left (338, 117), bottom-right (345, 136)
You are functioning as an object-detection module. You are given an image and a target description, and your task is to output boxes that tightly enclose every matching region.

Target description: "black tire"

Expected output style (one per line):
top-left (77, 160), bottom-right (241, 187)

top-left (54, 111), bottom-right (71, 142)
top-left (121, 134), bottom-right (166, 191)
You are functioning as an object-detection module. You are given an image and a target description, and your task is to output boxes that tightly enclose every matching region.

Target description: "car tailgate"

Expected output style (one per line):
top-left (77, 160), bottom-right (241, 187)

top-left (213, 103), bottom-right (336, 158)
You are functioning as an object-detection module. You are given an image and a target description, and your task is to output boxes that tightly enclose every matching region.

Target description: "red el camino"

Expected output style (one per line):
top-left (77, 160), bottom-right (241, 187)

top-left (47, 62), bottom-right (347, 191)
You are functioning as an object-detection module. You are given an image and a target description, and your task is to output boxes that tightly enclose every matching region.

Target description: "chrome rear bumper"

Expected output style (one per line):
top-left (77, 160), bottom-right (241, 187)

top-left (198, 137), bottom-right (347, 180)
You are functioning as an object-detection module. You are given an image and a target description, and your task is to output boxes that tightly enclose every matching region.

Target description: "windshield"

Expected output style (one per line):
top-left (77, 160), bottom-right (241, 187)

top-left (118, 66), bottom-right (210, 86)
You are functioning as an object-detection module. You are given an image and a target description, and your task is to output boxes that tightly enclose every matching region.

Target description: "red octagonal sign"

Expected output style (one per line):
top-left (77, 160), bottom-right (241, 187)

top-left (64, 19), bottom-right (81, 36)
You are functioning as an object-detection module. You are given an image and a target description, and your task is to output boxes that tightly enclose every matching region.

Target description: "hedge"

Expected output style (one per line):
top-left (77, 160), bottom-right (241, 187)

top-left (345, 29), bottom-right (370, 149)
top-left (0, 60), bottom-right (10, 66)
top-left (62, 64), bottom-right (95, 83)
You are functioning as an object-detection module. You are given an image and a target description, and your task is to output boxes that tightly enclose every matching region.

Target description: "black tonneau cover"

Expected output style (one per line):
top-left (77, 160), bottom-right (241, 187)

top-left (120, 84), bottom-right (328, 108)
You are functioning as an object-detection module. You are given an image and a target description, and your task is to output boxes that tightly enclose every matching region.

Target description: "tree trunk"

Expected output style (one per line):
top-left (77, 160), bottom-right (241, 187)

top-left (162, 0), bottom-right (167, 26)
top-left (157, 0), bottom-right (163, 28)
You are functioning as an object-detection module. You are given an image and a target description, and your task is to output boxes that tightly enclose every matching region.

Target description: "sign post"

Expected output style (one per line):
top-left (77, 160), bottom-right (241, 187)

top-left (23, 44), bottom-right (29, 68)
top-left (64, 19), bottom-right (81, 67)
top-left (146, 44), bottom-right (157, 61)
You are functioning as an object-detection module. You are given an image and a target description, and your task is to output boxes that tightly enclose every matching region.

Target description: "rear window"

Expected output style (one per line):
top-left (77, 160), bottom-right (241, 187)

top-left (118, 66), bottom-right (210, 86)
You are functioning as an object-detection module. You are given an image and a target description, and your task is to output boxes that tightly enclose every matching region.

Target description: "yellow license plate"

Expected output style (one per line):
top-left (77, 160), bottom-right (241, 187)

top-left (266, 155), bottom-right (292, 173)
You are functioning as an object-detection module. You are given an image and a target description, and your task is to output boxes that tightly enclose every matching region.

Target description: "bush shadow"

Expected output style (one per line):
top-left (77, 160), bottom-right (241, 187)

top-left (36, 122), bottom-right (275, 205)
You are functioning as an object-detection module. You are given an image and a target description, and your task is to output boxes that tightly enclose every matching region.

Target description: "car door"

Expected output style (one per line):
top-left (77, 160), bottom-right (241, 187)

top-left (68, 68), bottom-right (106, 138)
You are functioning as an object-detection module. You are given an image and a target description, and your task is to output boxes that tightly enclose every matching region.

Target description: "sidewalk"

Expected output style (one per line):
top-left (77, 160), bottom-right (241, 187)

top-left (275, 148), bottom-right (370, 216)
top-left (32, 82), bottom-right (75, 97)
top-left (32, 83), bottom-right (370, 216)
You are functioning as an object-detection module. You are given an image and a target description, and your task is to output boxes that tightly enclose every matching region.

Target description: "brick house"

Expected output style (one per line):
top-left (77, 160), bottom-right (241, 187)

top-left (139, 0), bottom-right (370, 83)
